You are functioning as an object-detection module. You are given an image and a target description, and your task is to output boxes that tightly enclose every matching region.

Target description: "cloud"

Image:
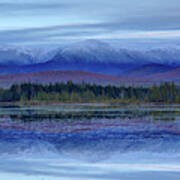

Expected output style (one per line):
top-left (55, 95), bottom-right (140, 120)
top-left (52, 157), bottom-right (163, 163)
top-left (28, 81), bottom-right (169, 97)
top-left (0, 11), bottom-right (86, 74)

top-left (0, 0), bottom-right (180, 45)
top-left (1, 24), bottom-right (180, 46)
top-left (0, 3), bottom-right (66, 10)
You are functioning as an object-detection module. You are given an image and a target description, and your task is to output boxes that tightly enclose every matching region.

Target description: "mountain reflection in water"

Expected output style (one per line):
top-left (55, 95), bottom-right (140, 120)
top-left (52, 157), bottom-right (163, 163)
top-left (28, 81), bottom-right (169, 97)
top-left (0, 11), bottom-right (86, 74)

top-left (0, 104), bottom-right (180, 180)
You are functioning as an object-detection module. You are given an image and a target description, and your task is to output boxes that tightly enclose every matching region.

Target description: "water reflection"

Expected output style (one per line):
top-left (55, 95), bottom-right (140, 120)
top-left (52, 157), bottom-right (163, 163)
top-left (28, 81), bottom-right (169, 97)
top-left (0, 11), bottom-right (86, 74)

top-left (0, 104), bottom-right (180, 180)
top-left (0, 104), bottom-right (179, 123)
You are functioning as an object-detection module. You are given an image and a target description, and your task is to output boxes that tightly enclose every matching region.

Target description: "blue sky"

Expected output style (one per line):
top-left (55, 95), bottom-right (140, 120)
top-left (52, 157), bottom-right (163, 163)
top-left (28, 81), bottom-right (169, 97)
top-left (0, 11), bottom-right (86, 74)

top-left (1, 0), bottom-right (180, 46)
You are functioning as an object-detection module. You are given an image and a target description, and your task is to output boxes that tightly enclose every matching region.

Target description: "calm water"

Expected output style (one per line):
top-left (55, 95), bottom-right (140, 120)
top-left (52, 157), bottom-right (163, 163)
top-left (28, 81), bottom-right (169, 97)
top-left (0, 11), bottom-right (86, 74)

top-left (0, 104), bottom-right (180, 180)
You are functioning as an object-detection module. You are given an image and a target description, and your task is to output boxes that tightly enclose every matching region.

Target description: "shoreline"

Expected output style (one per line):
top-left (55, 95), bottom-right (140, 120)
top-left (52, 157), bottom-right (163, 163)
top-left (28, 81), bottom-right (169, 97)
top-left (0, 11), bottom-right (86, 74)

top-left (0, 101), bottom-right (180, 107)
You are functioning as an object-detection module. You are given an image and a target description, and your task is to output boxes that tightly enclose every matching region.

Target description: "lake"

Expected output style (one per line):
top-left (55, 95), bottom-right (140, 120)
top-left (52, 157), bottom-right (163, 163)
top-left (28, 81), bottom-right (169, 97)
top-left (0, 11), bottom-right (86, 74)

top-left (0, 104), bottom-right (180, 180)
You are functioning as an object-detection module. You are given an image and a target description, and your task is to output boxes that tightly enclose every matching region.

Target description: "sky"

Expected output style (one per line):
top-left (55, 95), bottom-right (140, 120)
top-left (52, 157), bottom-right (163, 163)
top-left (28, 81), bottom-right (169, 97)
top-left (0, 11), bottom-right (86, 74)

top-left (1, 0), bottom-right (180, 46)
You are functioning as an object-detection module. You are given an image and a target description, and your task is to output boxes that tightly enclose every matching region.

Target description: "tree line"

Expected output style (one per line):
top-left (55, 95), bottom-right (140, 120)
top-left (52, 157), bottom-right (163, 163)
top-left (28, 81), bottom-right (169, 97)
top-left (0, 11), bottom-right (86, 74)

top-left (0, 81), bottom-right (179, 103)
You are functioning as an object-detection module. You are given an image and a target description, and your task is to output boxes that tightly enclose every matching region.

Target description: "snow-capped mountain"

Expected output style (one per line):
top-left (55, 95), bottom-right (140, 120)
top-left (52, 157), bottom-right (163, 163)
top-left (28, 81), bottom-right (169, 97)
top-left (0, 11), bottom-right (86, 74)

top-left (0, 46), bottom-right (59, 65)
top-left (0, 47), bottom-right (35, 65)
top-left (52, 39), bottom-right (145, 64)
top-left (26, 48), bottom-right (60, 63)
top-left (50, 40), bottom-right (180, 67)
top-left (142, 48), bottom-right (180, 66)
top-left (1, 40), bottom-right (180, 66)
top-left (0, 39), bottom-right (180, 76)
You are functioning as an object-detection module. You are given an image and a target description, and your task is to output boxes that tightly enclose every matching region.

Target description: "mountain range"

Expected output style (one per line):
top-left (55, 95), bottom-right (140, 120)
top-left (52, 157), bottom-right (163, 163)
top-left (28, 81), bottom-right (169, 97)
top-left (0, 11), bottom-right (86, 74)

top-left (0, 39), bottom-right (180, 86)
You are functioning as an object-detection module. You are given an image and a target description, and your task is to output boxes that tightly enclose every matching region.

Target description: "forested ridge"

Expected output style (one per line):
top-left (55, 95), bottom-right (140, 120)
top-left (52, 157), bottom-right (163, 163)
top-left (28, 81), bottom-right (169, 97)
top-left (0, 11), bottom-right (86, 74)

top-left (0, 81), bottom-right (179, 103)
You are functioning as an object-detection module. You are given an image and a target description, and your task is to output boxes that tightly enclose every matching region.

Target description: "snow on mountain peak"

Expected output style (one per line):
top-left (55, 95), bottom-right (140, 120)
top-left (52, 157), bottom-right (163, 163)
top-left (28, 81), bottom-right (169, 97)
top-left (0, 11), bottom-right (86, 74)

top-left (0, 40), bottom-right (180, 66)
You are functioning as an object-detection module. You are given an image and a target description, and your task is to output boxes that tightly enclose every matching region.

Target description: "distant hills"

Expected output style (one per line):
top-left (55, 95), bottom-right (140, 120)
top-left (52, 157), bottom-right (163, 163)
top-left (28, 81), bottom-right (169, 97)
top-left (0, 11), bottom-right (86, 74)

top-left (0, 70), bottom-right (139, 88)
top-left (0, 39), bottom-right (180, 86)
top-left (123, 63), bottom-right (176, 78)
top-left (0, 68), bottom-right (180, 88)
top-left (148, 68), bottom-right (180, 82)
